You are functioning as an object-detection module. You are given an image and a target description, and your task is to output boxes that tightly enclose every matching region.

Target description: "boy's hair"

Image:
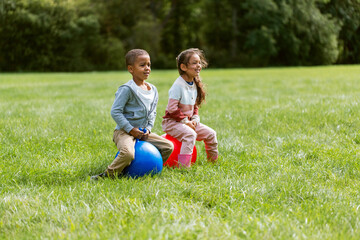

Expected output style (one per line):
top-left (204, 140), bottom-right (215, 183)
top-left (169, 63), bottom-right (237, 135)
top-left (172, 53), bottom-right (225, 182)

top-left (176, 48), bottom-right (208, 107)
top-left (125, 49), bottom-right (149, 66)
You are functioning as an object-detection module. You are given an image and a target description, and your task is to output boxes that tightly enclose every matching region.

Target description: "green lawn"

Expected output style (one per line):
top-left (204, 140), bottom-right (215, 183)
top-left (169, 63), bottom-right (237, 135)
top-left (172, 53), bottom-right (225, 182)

top-left (1, 66), bottom-right (360, 239)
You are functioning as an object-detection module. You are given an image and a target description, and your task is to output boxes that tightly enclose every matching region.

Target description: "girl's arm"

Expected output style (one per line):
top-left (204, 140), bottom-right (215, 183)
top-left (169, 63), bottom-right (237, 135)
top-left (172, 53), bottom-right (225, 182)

top-left (163, 81), bottom-right (196, 122)
top-left (190, 105), bottom-right (200, 124)
top-left (164, 98), bottom-right (189, 122)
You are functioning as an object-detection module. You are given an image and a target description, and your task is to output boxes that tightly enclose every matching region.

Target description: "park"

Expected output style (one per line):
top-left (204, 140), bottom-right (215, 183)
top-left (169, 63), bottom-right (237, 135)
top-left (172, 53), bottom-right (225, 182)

top-left (2, 66), bottom-right (360, 239)
top-left (1, 0), bottom-right (360, 239)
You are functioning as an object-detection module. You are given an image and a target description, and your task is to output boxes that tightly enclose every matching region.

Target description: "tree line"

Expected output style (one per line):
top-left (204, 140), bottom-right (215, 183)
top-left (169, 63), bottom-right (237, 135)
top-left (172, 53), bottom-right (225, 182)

top-left (0, 0), bottom-right (359, 71)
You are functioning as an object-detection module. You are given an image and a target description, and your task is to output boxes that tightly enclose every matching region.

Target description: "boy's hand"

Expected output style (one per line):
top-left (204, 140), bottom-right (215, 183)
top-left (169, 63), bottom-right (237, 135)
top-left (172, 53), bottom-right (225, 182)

top-left (140, 131), bottom-right (149, 141)
top-left (130, 128), bottom-right (145, 139)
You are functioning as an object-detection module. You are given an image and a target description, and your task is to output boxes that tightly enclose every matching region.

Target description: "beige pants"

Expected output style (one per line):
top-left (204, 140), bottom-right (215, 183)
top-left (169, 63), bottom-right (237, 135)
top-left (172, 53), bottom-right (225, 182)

top-left (106, 130), bottom-right (174, 175)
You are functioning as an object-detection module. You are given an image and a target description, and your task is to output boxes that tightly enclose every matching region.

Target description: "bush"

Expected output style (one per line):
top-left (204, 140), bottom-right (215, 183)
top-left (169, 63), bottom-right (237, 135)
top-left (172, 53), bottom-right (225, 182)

top-left (0, 0), bottom-right (125, 71)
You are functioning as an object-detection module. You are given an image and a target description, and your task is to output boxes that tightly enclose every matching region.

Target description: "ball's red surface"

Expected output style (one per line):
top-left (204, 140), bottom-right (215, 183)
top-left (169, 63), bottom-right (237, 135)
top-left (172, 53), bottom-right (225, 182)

top-left (162, 134), bottom-right (197, 167)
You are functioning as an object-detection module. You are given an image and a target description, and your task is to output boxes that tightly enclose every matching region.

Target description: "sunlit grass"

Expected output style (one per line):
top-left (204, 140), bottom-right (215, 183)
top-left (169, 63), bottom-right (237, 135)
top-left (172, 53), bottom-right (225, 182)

top-left (1, 66), bottom-right (360, 239)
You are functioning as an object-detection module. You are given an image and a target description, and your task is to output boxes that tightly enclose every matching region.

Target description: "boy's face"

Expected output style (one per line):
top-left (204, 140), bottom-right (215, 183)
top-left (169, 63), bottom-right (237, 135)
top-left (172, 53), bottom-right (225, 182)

top-left (128, 54), bottom-right (151, 81)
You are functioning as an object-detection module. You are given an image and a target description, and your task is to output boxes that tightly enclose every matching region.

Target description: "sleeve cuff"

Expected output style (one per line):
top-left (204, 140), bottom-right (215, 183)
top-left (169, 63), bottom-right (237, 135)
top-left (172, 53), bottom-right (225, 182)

top-left (180, 118), bottom-right (190, 124)
top-left (124, 124), bottom-right (134, 133)
top-left (191, 115), bottom-right (200, 123)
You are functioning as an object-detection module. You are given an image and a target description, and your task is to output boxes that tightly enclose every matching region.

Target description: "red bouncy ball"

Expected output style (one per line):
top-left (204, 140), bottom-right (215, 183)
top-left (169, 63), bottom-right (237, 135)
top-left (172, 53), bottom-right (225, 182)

top-left (162, 134), bottom-right (197, 167)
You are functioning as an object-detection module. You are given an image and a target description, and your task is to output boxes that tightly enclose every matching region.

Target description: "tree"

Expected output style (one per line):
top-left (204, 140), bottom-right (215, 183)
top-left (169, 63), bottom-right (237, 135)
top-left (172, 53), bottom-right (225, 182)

top-left (200, 0), bottom-right (238, 67)
top-left (0, 0), bottom-right (123, 71)
top-left (318, 0), bottom-right (360, 64)
top-left (156, 0), bottom-right (202, 68)
top-left (273, 0), bottom-right (341, 65)
top-left (0, 0), bottom-right (358, 71)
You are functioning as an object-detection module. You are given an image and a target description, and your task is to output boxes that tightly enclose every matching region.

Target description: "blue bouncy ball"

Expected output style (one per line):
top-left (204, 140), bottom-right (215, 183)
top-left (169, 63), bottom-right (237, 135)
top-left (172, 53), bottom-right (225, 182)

top-left (114, 128), bottom-right (163, 178)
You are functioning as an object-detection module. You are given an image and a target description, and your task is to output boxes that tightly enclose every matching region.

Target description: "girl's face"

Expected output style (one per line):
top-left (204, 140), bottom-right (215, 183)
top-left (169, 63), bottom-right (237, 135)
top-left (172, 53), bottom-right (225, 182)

top-left (181, 53), bottom-right (202, 79)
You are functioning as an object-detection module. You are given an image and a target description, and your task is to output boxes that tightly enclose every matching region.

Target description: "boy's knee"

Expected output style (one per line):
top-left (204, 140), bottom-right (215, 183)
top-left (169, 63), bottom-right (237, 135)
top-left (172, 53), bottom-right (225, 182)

top-left (163, 140), bottom-right (174, 155)
top-left (161, 141), bottom-right (174, 162)
top-left (166, 141), bottom-right (175, 152)
top-left (119, 148), bottom-right (135, 164)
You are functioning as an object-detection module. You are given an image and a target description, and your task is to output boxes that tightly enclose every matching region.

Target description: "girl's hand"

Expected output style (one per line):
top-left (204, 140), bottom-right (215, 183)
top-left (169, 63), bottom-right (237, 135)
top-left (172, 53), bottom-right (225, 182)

top-left (185, 121), bottom-right (196, 130)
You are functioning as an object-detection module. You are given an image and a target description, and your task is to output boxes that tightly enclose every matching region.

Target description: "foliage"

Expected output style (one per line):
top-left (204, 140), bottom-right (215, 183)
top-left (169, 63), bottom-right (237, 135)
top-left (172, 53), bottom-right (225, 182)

top-left (277, 0), bottom-right (340, 65)
top-left (318, 0), bottom-right (360, 64)
top-left (1, 66), bottom-right (360, 238)
top-left (201, 0), bottom-right (341, 67)
top-left (0, 0), bottom-right (359, 71)
top-left (0, 0), bottom-right (124, 71)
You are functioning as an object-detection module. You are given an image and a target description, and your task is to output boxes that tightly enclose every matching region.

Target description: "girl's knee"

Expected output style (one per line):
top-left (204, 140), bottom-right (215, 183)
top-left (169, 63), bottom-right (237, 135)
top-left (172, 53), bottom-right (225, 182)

top-left (207, 129), bottom-right (217, 141)
top-left (183, 131), bottom-right (197, 144)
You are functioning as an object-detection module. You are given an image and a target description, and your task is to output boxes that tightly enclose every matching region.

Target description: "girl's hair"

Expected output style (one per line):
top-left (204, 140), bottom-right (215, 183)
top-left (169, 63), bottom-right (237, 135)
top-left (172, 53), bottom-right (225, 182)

top-left (176, 48), bottom-right (208, 107)
top-left (125, 49), bottom-right (149, 66)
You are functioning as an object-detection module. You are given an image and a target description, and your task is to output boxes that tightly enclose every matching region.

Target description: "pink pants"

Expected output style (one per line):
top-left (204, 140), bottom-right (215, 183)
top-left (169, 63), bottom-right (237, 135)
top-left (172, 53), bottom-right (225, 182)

top-left (162, 119), bottom-right (218, 160)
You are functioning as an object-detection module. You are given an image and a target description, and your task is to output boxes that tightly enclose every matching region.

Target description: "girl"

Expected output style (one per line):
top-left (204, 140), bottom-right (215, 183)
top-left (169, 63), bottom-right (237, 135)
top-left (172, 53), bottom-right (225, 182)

top-left (162, 48), bottom-right (218, 167)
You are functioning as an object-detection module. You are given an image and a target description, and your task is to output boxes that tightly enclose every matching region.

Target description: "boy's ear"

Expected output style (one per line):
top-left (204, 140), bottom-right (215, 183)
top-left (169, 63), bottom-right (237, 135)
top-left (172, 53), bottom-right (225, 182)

top-left (127, 65), bottom-right (133, 73)
top-left (180, 63), bottom-right (187, 72)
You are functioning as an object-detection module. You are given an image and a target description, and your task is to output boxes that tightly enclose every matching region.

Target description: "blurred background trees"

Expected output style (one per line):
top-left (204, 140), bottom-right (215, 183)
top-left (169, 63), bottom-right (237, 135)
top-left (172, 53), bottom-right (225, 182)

top-left (0, 0), bottom-right (359, 71)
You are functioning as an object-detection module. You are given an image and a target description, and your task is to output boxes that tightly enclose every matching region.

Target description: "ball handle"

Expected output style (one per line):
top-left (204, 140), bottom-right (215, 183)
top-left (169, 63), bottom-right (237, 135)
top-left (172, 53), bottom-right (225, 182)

top-left (137, 128), bottom-right (147, 143)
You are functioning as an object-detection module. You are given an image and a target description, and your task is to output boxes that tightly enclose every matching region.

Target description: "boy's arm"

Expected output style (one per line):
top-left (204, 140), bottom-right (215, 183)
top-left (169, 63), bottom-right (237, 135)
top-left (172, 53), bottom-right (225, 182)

top-left (110, 87), bottom-right (134, 133)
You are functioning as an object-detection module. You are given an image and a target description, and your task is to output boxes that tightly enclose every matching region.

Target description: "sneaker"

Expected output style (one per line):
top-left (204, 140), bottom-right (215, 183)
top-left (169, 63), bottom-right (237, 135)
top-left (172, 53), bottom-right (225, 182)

top-left (90, 172), bottom-right (108, 181)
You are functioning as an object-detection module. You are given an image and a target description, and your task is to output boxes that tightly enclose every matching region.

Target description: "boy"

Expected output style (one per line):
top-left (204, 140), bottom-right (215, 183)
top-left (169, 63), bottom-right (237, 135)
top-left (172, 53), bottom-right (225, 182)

top-left (91, 49), bottom-right (174, 180)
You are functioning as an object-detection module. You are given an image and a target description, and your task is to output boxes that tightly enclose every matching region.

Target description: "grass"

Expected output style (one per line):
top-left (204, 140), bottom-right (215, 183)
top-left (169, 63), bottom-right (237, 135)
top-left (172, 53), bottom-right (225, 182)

top-left (1, 65), bottom-right (360, 239)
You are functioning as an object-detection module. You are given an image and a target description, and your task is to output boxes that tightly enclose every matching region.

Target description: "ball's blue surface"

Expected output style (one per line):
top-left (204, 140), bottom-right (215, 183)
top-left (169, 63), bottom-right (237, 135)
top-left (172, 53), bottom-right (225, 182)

top-left (116, 141), bottom-right (163, 178)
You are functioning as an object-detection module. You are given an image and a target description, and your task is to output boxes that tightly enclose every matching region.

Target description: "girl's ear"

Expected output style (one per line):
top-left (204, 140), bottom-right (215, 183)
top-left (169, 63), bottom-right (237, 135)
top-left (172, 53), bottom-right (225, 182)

top-left (180, 63), bottom-right (187, 72)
